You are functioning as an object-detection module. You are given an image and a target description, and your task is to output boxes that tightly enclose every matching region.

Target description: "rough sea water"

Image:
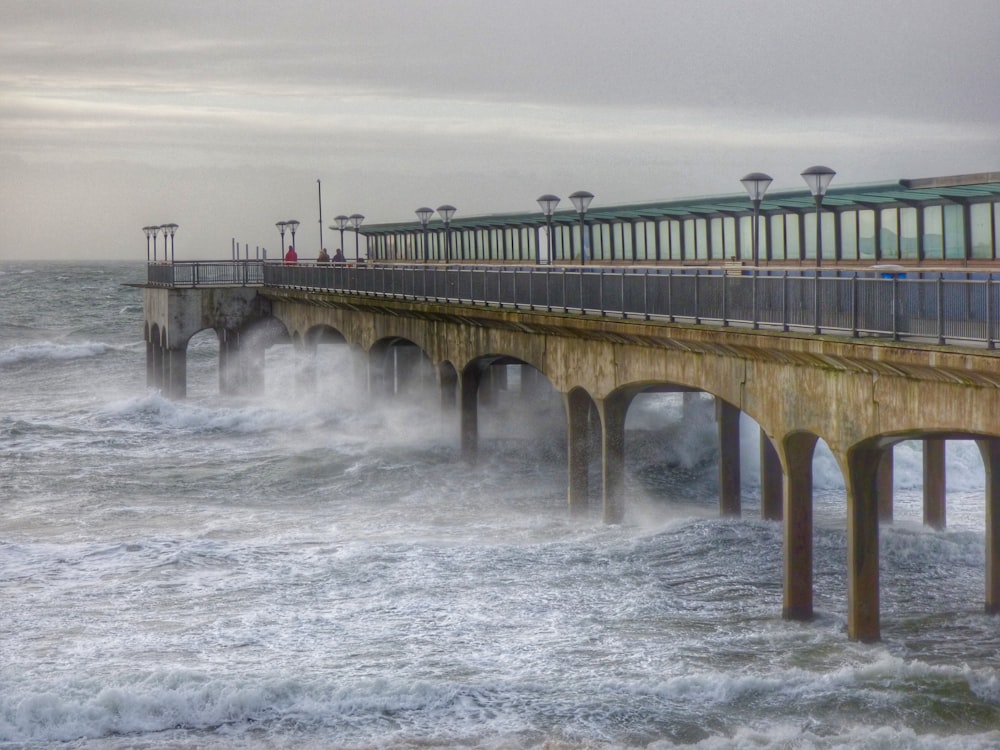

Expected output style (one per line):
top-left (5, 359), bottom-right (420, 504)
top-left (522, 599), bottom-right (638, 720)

top-left (2, 260), bottom-right (999, 749)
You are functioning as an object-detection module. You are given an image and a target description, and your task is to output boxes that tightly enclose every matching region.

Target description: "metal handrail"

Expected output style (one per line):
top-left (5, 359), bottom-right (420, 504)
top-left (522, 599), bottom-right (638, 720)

top-left (147, 261), bottom-right (999, 349)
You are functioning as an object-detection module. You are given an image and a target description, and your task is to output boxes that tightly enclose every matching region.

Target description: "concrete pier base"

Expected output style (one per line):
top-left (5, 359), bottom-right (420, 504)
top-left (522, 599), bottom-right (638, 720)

top-left (846, 445), bottom-right (883, 643)
top-left (783, 433), bottom-right (816, 621)
top-left (923, 438), bottom-right (947, 530)
top-left (460, 365), bottom-right (481, 463)
top-left (760, 431), bottom-right (783, 521)
top-left (717, 399), bottom-right (741, 517)
top-left (566, 390), bottom-right (592, 515)
top-left (599, 393), bottom-right (630, 524)
top-left (979, 438), bottom-right (1000, 614)
top-left (878, 449), bottom-right (894, 522)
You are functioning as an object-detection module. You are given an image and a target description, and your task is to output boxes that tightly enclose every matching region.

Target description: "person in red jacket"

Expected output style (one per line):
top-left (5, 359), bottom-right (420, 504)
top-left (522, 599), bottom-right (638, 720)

top-left (284, 245), bottom-right (298, 264)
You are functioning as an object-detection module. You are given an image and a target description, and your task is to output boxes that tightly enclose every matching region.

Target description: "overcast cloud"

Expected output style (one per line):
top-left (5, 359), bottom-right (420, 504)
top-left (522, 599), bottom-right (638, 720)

top-left (1, 0), bottom-right (998, 260)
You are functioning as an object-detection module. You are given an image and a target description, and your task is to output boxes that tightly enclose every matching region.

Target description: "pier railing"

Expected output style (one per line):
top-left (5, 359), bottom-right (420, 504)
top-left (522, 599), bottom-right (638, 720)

top-left (147, 261), bottom-right (999, 348)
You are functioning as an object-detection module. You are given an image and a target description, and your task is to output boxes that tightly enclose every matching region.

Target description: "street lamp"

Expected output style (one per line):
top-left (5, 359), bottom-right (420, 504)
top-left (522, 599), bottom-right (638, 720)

top-left (161, 223), bottom-right (179, 263)
top-left (142, 226), bottom-right (157, 262)
top-left (331, 215), bottom-right (349, 259)
top-left (437, 205), bottom-right (456, 263)
top-left (740, 173), bottom-right (772, 266)
top-left (569, 190), bottom-right (594, 266)
top-left (801, 165), bottom-right (836, 267)
top-left (285, 219), bottom-right (300, 257)
top-left (536, 194), bottom-right (560, 265)
top-left (416, 207), bottom-right (434, 262)
top-left (349, 213), bottom-right (365, 263)
top-left (276, 220), bottom-right (288, 261)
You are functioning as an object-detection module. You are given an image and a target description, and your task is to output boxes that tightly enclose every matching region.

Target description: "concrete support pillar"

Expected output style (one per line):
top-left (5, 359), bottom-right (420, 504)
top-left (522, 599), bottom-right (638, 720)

top-left (598, 392), bottom-right (630, 524)
top-left (923, 438), bottom-right (947, 530)
top-left (460, 366), bottom-right (481, 463)
top-left (151, 341), bottom-right (165, 391)
top-left (439, 365), bottom-right (458, 412)
top-left (760, 430), bottom-right (783, 521)
top-left (565, 390), bottom-right (592, 515)
top-left (783, 433), bottom-right (817, 621)
top-left (166, 348), bottom-right (187, 399)
top-left (977, 438), bottom-right (1000, 614)
top-left (846, 445), bottom-right (883, 643)
top-left (146, 340), bottom-right (157, 389)
top-left (717, 399), bottom-right (741, 517)
top-left (877, 448), bottom-right (894, 523)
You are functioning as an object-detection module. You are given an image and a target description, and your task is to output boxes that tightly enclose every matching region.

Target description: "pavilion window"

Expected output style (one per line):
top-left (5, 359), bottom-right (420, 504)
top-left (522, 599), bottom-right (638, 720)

top-left (900, 207), bottom-right (918, 259)
top-left (723, 217), bottom-right (738, 260)
top-left (710, 218), bottom-right (724, 260)
top-left (738, 216), bottom-right (752, 261)
top-left (769, 214), bottom-right (785, 260)
top-left (785, 214), bottom-right (801, 261)
top-left (970, 203), bottom-right (993, 259)
top-left (803, 213), bottom-right (817, 260)
top-left (858, 210), bottom-right (876, 260)
top-left (642, 221), bottom-right (656, 261)
top-left (943, 204), bottom-right (965, 260)
top-left (880, 208), bottom-right (899, 259)
top-left (840, 211), bottom-right (859, 261)
top-left (670, 221), bottom-right (683, 261)
top-left (922, 205), bottom-right (944, 260)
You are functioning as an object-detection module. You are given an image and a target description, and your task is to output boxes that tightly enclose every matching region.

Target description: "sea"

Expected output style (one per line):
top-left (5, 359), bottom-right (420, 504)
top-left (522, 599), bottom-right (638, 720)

top-left (2, 260), bottom-right (999, 750)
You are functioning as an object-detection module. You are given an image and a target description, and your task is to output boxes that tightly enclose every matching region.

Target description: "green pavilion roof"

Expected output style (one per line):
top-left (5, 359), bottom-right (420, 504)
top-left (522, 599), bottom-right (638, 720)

top-left (360, 172), bottom-right (1000, 235)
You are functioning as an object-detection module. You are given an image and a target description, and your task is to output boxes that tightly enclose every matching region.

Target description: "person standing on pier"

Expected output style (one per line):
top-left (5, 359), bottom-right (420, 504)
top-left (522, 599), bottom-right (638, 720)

top-left (317, 248), bottom-right (330, 263)
top-left (284, 245), bottom-right (298, 264)
top-left (332, 248), bottom-right (346, 264)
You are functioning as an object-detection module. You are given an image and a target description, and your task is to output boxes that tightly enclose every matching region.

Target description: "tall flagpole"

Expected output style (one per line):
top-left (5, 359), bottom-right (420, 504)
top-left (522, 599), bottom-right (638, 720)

top-left (317, 179), bottom-right (324, 252)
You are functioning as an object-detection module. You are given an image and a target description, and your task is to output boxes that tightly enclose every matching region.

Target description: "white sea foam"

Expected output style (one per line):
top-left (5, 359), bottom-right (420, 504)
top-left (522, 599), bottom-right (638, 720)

top-left (0, 340), bottom-right (116, 366)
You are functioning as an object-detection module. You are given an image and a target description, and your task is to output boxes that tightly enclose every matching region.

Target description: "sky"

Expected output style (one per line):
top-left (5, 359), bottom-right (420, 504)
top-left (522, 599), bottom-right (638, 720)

top-left (1, 0), bottom-right (998, 261)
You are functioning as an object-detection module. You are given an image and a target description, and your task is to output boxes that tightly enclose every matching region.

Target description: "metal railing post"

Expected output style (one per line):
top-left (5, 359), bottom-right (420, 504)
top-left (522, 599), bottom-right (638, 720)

top-left (851, 273), bottom-right (858, 337)
top-left (936, 275), bottom-right (944, 345)
top-left (892, 275), bottom-right (900, 341)
top-left (643, 268), bottom-right (650, 321)
top-left (782, 271), bottom-right (789, 332)
top-left (988, 275), bottom-right (995, 350)
top-left (722, 270), bottom-right (728, 327)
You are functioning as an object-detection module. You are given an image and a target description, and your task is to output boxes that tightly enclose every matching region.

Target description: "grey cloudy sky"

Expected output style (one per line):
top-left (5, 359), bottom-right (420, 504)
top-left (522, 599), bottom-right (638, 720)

top-left (1, 0), bottom-right (998, 261)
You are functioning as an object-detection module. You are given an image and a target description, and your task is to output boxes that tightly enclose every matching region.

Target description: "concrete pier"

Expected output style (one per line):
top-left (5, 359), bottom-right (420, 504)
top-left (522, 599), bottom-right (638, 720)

top-left (143, 281), bottom-right (1000, 642)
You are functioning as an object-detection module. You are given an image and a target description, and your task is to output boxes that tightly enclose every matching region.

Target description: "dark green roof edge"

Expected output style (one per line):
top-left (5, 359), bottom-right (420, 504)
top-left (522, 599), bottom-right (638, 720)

top-left (360, 173), bottom-right (1000, 235)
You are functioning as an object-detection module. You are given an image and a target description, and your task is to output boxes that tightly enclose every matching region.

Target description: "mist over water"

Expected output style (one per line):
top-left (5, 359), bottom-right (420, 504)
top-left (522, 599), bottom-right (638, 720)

top-left (1, 261), bottom-right (999, 749)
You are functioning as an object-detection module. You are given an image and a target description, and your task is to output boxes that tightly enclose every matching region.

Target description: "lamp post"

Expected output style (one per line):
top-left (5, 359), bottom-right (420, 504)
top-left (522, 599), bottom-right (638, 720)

top-left (739, 173), bottom-right (772, 266)
top-left (349, 213), bottom-right (365, 263)
top-left (276, 220), bottom-right (288, 261)
top-left (437, 205), bottom-right (456, 263)
top-left (142, 226), bottom-right (157, 262)
top-left (285, 219), bottom-right (300, 258)
top-left (536, 194), bottom-right (560, 265)
top-left (801, 165), bottom-right (836, 267)
top-left (416, 207), bottom-right (434, 262)
top-left (569, 190), bottom-right (594, 266)
top-left (161, 223), bottom-right (179, 263)
top-left (332, 215), bottom-right (349, 259)
top-left (152, 225), bottom-right (162, 261)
